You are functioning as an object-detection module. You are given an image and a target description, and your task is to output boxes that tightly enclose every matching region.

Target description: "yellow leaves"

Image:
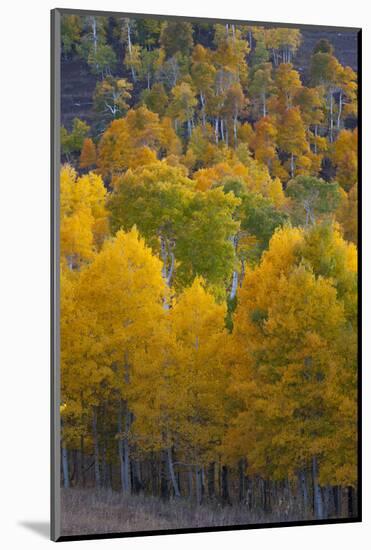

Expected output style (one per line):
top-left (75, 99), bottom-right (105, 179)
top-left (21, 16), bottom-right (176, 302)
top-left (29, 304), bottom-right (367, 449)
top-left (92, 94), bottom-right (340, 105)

top-left (97, 106), bottom-right (180, 178)
top-left (61, 227), bottom-right (168, 429)
top-left (171, 277), bottom-right (227, 344)
top-left (60, 165), bottom-right (109, 266)
top-left (193, 161), bottom-right (248, 192)
top-left (132, 276), bottom-right (231, 460)
top-left (193, 156), bottom-right (276, 202)
top-left (331, 129), bottom-right (358, 191)
top-left (268, 177), bottom-right (286, 208)
top-left (228, 222), bottom-right (356, 481)
top-left (61, 206), bottom-right (95, 265)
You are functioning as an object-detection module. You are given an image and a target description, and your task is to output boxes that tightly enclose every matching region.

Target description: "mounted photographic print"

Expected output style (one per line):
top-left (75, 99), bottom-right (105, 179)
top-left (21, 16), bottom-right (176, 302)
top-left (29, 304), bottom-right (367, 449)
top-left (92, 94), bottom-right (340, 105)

top-left (51, 8), bottom-right (361, 541)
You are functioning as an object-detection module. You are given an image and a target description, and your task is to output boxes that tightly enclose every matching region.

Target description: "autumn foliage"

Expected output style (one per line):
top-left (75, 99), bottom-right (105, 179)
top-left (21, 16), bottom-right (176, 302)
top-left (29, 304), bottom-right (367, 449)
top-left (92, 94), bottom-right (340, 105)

top-left (59, 14), bottom-right (359, 524)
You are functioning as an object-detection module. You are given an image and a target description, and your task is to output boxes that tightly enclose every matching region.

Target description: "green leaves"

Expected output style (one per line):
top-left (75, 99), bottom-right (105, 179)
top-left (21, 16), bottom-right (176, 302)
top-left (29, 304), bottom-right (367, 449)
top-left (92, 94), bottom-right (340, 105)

top-left (286, 175), bottom-right (341, 226)
top-left (239, 191), bottom-right (289, 259)
top-left (61, 118), bottom-right (90, 157)
top-left (109, 165), bottom-right (240, 294)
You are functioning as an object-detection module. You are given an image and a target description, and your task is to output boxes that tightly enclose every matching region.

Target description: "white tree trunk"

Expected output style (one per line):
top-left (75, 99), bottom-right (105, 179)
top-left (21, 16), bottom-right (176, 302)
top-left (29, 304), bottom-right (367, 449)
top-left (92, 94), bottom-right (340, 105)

top-left (329, 91), bottom-right (334, 142)
top-left (167, 447), bottom-right (180, 497)
top-left (290, 153), bottom-right (295, 178)
top-left (230, 270), bottom-right (239, 300)
top-left (92, 17), bottom-right (97, 56)
top-left (337, 90), bottom-right (343, 130)
top-left (312, 456), bottom-right (324, 519)
top-left (187, 118), bottom-right (192, 138)
top-left (233, 115), bottom-right (238, 146)
top-left (126, 20), bottom-right (136, 82)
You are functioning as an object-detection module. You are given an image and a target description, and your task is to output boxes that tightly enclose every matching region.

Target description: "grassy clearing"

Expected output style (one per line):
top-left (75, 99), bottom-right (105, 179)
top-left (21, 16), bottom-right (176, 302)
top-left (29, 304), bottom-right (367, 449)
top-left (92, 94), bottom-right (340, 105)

top-left (61, 488), bottom-right (308, 536)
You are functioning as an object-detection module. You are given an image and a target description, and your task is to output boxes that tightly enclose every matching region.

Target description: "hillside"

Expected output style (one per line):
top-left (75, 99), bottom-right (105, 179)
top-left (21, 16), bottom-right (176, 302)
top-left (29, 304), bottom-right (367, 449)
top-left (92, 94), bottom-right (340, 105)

top-left (61, 26), bottom-right (358, 129)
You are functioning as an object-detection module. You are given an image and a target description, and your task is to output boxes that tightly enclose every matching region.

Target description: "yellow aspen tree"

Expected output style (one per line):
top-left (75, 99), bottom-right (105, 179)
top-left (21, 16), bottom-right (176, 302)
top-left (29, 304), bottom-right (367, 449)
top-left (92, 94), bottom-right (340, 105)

top-left (227, 223), bottom-right (357, 516)
top-left (69, 228), bottom-right (167, 492)
top-left (60, 165), bottom-right (108, 267)
top-left (169, 278), bottom-right (228, 498)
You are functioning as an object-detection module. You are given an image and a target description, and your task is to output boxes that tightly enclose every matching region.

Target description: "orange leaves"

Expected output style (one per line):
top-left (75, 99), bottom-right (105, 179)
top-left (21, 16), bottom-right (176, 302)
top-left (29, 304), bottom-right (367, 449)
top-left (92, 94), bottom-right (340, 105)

top-left (277, 106), bottom-right (309, 158)
top-left (97, 106), bottom-right (181, 179)
top-left (331, 129), bottom-right (358, 191)
top-left (79, 138), bottom-right (97, 169)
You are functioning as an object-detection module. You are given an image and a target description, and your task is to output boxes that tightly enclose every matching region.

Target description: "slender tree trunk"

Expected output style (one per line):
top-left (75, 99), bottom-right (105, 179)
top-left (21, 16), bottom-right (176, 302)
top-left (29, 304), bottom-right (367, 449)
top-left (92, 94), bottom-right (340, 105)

top-left (132, 460), bottom-right (142, 494)
top-left (333, 486), bottom-right (342, 516)
top-left (246, 476), bottom-right (253, 510)
top-left (117, 402), bottom-right (126, 493)
top-left (187, 118), bottom-right (192, 138)
top-left (91, 17), bottom-right (101, 74)
top-left (80, 435), bottom-right (85, 487)
top-left (200, 93), bottom-right (206, 128)
top-left (126, 21), bottom-right (136, 83)
top-left (347, 486), bottom-right (354, 517)
top-left (221, 465), bottom-right (230, 505)
top-left (329, 91), bottom-right (334, 142)
top-left (208, 462), bottom-right (215, 499)
top-left (314, 125), bottom-right (318, 154)
top-left (188, 470), bottom-right (193, 500)
top-left (263, 479), bottom-right (271, 512)
top-left (92, 17), bottom-right (97, 56)
top-left (92, 408), bottom-right (101, 488)
top-left (215, 117), bottom-right (219, 143)
top-left (62, 445), bottom-right (70, 489)
top-left (262, 92), bottom-right (267, 117)
top-left (290, 153), bottom-right (295, 178)
top-left (312, 456), bottom-right (324, 519)
top-left (150, 454), bottom-right (157, 496)
top-left (123, 410), bottom-right (131, 493)
top-left (337, 90), bottom-right (343, 130)
top-left (298, 469), bottom-right (309, 516)
top-left (322, 486), bottom-right (331, 518)
top-left (195, 466), bottom-right (202, 504)
top-left (166, 447), bottom-right (180, 497)
top-left (72, 450), bottom-right (78, 486)
top-left (238, 459), bottom-right (246, 502)
top-left (230, 270), bottom-right (239, 300)
top-left (102, 442), bottom-right (107, 488)
top-left (233, 115), bottom-right (238, 146)
top-left (160, 451), bottom-right (169, 500)
top-left (160, 235), bottom-right (175, 305)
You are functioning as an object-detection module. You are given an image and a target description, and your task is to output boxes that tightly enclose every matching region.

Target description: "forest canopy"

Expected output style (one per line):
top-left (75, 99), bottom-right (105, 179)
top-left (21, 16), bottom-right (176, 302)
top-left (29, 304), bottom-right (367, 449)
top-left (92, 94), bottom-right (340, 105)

top-left (59, 14), bottom-right (358, 529)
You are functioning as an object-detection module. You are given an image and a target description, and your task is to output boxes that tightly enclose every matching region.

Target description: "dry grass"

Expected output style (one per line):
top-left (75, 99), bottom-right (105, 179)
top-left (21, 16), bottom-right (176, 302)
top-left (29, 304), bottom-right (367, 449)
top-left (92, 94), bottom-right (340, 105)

top-left (61, 488), bottom-right (306, 536)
